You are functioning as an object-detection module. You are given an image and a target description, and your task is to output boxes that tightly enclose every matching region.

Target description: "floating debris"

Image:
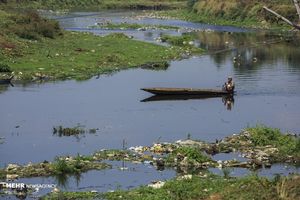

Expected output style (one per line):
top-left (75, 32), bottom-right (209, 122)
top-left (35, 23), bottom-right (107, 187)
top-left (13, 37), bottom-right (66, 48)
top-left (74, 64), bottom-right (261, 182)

top-left (148, 181), bottom-right (165, 189)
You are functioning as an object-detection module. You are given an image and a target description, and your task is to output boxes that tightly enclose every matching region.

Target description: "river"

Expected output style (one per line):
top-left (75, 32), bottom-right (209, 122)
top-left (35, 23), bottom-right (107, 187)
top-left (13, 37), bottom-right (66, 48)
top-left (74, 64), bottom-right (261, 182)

top-left (0, 10), bottom-right (300, 198)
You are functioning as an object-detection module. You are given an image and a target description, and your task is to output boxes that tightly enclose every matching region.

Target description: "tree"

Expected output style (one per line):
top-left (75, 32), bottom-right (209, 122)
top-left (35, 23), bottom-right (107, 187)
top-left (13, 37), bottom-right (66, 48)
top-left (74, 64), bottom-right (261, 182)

top-left (263, 0), bottom-right (300, 30)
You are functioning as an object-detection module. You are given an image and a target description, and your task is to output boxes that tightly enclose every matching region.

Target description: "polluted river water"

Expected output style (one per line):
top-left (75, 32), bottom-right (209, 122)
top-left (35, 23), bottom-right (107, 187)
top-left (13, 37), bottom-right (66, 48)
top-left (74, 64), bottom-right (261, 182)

top-left (0, 10), bottom-right (300, 198)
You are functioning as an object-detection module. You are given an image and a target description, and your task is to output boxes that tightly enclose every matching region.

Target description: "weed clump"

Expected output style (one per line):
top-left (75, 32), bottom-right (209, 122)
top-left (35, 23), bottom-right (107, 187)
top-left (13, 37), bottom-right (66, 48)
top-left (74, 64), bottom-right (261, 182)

top-left (246, 125), bottom-right (300, 155)
top-left (166, 146), bottom-right (211, 164)
top-left (8, 11), bottom-right (62, 40)
top-left (0, 63), bottom-right (11, 72)
top-left (106, 33), bottom-right (130, 39)
top-left (53, 158), bottom-right (74, 175)
top-left (52, 154), bottom-right (104, 175)
top-left (53, 126), bottom-right (85, 136)
top-left (161, 34), bottom-right (194, 46)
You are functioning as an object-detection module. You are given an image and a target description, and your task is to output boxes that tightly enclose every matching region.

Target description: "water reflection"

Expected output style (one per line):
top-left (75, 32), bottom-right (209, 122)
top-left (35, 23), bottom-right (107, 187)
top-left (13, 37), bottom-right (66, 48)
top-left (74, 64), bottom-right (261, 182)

top-left (0, 84), bottom-right (10, 93)
top-left (222, 96), bottom-right (234, 110)
top-left (141, 94), bottom-right (235, 110)
top-left (194, 31), bottom-right (300, 71)
top-left (54, 173), bottom-right (82, 189)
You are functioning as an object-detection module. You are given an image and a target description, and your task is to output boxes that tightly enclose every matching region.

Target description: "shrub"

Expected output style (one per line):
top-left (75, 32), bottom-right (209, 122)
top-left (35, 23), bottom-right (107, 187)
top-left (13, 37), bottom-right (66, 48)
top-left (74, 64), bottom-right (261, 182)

top-left (187, 0), bottom-right (198, 10)
top-left (247, 125), bottom-right (300, 155)
top-left (53, 158), bottom-right (74, 175)
top-left (0, 63), bottom-right (11, 72)
top-left (9, 11), bottom-right (62, 40)
top-left (167, 146), bottom-right (211, 164)
top-left (161, 34), bottom-right (194, 46)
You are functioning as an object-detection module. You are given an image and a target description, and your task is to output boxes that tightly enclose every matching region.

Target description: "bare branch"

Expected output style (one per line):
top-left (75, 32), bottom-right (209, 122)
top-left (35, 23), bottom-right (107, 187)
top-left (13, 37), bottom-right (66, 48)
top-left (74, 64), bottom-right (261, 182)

top-left (263, 6), bottom-right (300, 30)
top-left (292, 0), bottom-right (300, 21)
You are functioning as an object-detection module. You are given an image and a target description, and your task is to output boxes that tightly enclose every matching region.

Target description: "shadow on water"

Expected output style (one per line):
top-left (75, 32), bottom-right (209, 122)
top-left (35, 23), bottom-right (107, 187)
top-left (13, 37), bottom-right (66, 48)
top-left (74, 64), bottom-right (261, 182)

top-left (0, 84), bottom-right (10, 94)
top-left (141, 95), bottom-right (235, 110)
top-left (54, 173), bottom-right (82, 189)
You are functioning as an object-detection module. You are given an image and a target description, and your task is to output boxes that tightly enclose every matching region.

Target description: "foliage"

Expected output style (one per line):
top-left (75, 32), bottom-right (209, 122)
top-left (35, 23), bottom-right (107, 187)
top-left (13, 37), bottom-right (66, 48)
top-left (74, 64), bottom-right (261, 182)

top-left (166, 146), bottom-right (211, 164)
top-left (161, 34), bottom-right (194, 46)
top-left (0, 0), bottom-right (186, 10)
top-left (52, 154), bottom-right (96, 175)
top-left (0, 10), bottom-right (201, 81)
top-left (53, 158), bottom-right (74, 175)
top-left (1, 11), bottom-right (62, 40)
top-left (0, 63), bottom-right (11, 72)
top-left (0, 169), bottom-right (6, 180)
top-left (246, 125), bottom-right (300, 155)
top-left (192, 0), bottom-right (297, 28)
top-left (187, 0), bottom-right (197, 10)
top-left (156, 7), bottom-right (291, 30)
top-left (42, 174), bottom-right (300, 200)
top-left (1, 30), bottom-right (195, 81)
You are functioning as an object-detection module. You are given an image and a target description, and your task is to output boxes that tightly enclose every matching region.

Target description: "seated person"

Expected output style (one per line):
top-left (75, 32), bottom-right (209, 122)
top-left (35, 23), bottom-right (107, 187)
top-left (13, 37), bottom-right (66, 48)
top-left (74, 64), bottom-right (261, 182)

top-left (223, 76), bottom-right (235, 92)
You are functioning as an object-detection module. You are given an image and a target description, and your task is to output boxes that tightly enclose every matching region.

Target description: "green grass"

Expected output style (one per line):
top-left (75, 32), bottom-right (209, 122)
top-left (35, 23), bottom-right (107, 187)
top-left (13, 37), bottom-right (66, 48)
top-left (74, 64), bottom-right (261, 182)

top-left (160, 34), bottom-right (204, 55)
top-left (0, 63), bottom-right (11, 72)
top-left (154, 8), bottom-right (292, 30)
top-left (0, 10), bottom-right (204, 81)
top-left (161, 34), bottom-right (194, 46)
top-left (42, 174), bottom-right (300, 200)
top-left (246, 125), bottom-right (300, 156)
top-left (2, 31), bottom-right (179, 80)
top-left (0, 0), bottom-right (187, 10)
top-left (166, 146), bottom-right (211, 164)
top-left (4, 32), bottom-right (186, 80)
top-left (0, 169), bottom-right (5, 179)
top-left (52, 154), bottom-right (96, 175)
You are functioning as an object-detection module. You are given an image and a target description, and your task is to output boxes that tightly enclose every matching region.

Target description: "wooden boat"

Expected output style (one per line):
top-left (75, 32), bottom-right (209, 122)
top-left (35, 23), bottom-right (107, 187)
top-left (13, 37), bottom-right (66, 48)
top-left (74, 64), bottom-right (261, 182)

top-left (0, 76), bottom-right (14, 85)
top-left (141, 87), bottom-right (233, 96)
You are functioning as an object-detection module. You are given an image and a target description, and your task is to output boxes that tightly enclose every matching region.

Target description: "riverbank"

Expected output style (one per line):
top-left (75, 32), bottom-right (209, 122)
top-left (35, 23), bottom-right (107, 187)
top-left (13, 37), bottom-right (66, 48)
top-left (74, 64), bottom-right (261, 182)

top-left (1, 125), bottom-right (299, 199)
top-left (137, 9), bottom-right (295, 31)
top-left (42, 174), bottom-right (300, 200)
top-left (0, 10), bottom-right (203, 81)
top-left (0, 0), bottom-right (186, 10)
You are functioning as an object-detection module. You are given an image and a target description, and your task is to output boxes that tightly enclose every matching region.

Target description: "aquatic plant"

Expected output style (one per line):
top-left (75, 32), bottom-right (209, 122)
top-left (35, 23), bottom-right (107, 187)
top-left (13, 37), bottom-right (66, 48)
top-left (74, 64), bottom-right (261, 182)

top-left (166, 146), bottom-right (211, 164)
top-left (53, 158), bottom-right (74, 175)
top-left (246, 125), bottom-right (300, 155)
top-left (0, 169), bottom-right (6, 179)
top-left (53, 126), bottom-right (85, 137)
top-left (161, 34), bottom-right (194, 47)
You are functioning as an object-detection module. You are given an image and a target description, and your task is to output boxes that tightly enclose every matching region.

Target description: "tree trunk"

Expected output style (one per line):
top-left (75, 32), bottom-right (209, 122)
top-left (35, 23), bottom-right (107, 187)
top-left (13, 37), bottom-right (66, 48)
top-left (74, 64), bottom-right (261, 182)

top-left (292, 0), bottom-right (300, 21)
top-left (263, 6), bottom-right (300, 30)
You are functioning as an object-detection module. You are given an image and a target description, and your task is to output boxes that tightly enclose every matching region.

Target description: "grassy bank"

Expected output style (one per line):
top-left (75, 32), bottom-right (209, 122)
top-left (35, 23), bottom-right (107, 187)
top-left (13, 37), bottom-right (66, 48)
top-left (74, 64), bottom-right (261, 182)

top-left (2, 32), bottom-right (188, 80)
top-left (0, 0), bottom-right (186, 10)
top-left (189, 0), bottom-right (297, 29)
top-left (0, 10), bottom-right (202, 81)
top-left (142, 0), bottom-right (299, 30)
top-left (42, 174), bottom-right (300, 200)
top-left (150, 8), bottom-right (292, 30)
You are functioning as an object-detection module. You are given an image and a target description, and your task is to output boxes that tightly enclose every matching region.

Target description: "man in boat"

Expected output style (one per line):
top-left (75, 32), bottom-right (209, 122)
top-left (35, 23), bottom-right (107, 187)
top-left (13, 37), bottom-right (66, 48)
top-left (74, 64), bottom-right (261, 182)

top-left (223, 76), bottom-right (235, 93)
